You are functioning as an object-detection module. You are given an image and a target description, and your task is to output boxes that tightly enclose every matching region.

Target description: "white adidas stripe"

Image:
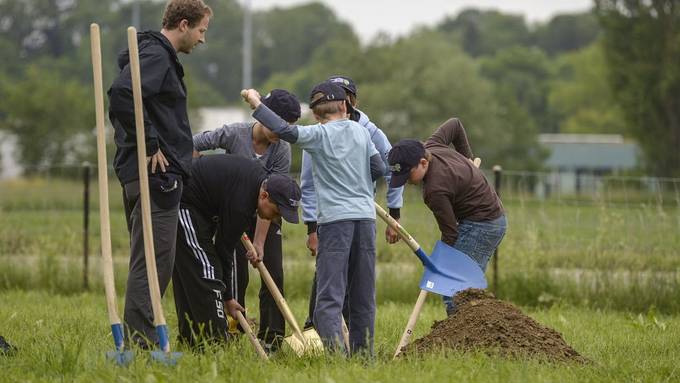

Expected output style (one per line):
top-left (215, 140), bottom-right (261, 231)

top-left (232, 249), bottom-right (238, 299)
top-left (179, 209), bottom-right (215, 280)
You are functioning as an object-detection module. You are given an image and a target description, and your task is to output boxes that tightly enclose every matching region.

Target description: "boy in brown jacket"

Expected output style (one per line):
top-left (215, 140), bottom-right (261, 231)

top-left (387, 118), bottom-right (507, 315)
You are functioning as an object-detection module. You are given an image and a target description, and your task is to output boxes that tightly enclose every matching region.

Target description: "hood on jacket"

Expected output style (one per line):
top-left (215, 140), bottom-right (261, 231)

top-left (117, 31), bottom-right (178, 70)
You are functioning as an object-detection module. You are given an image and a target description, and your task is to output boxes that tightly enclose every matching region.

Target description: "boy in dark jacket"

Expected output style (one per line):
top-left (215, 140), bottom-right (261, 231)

top-left (173, 155), bottom-right (301, 347)
top-left (107, 0), bottom-right (212, 347)
top-left (192, 89), bottom-right (301, 351)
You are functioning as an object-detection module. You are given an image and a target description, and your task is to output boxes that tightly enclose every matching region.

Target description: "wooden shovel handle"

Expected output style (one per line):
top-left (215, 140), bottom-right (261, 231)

top-left (341, 316), bottom-right (350, 351)
top-left (393, 289), bottom-right (428, 359)
top-left (235, 311), bottom-right (269, 360)
top-left (128, 26), bottom-right (167, 333)
top-left (91, 23), bottom-right (121, 328)
top-left (374, 203), bottom-right (421, 252)
top-left (241, 234), bottom-right (305, 339)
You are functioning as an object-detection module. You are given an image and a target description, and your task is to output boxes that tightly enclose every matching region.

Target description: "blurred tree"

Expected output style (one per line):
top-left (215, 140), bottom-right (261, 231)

top-left (179, 0), bottom-right (243, 103)
top-left (596, 0), bottom-right (680, 176)
top-left (262, 34), bottom-right (363, 100)
top-left (534, 12), bottom-right (600, 56)
top-left (438, 9), bottom-right (532, 57)
top-left (548, 42), bottom-right (626, 135)
top-left (0, 64), bottom-right (95, 168)
top-left (480, 46), bottom-right (556, 133)
top-left (265, 30), bottom-right (546, 170)
top-left (252, 3), bottom-right (356, 88)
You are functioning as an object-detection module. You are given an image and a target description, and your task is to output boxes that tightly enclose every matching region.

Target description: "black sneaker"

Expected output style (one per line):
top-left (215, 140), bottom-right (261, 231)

top-left (0, 336), bottom-right (17, 356)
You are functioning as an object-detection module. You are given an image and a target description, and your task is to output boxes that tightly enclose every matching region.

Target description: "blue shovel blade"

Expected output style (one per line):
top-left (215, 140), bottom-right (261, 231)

top-left (150, 351), bottom-right (183, 365)
top-left (418, 240), bottom-right (487, 297)
top-left (106, 350), bottom-right (134, 366)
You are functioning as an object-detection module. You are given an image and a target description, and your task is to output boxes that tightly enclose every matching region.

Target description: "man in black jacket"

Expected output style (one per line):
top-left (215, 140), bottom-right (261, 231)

top-left (173, 155), bottom-right (301, 347)
top-left (107, 0), bottom-right (212, 348)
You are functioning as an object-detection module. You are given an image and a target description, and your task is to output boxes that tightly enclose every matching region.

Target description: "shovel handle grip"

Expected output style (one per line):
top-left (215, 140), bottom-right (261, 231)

top-left (241, 234), bottom-right (305, 338)
top-left (375, 203), bottom-right (421, 252)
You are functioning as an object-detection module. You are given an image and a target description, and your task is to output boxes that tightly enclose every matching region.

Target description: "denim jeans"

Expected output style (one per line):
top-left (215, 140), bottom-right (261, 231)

top-left (443, 214), bottom-right (507, 314)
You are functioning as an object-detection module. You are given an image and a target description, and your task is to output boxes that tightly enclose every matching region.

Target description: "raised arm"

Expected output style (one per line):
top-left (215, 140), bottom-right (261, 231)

top-left (242, 89), bottom-right (300, 143)
top-left (428, 118), bottom-right (473, 158)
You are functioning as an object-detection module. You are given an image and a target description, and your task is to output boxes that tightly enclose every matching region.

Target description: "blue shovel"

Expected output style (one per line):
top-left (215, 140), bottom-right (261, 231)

top-left (374, 203), bottom-right (487, 358)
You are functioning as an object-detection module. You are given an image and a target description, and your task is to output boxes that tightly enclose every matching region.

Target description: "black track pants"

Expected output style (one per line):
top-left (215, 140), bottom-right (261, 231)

top-left (173, 205), bottom-right (229, 347)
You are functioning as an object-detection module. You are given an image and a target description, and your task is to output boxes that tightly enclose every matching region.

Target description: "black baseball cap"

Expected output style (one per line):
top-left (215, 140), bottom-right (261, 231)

top-left (327, 75), bottom-right (357, 96)
top-left (309, 81), bottom-right (347, 108)
top-left (261, 89), bottom-right (301, 123)
top-left (265, 174), bottom-right (301, 224)
top-left (387, 139), bottom-right (426, 188)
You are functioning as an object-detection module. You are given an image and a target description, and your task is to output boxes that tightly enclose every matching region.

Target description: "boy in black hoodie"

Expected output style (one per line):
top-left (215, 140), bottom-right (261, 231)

top-left (107, 0), bottom-right (212, 348)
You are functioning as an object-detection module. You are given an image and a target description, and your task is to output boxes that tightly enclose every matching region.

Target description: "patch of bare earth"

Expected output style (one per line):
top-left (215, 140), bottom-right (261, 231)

top-left (402, 289), bottom-right (588, 363)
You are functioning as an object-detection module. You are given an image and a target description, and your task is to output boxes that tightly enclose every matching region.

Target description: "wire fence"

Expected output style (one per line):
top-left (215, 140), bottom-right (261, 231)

top-left (1, 164), bottom-right (679, 310)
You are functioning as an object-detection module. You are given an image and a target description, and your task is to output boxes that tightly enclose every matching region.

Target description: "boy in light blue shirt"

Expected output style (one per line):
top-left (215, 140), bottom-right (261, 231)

top-left (301, 75), bottom-right (404, 330)
top-left (241, 82), bottom-right (385, 354)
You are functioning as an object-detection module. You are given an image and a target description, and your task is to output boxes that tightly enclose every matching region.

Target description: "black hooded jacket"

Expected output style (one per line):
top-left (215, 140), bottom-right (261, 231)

top-left (108, 31), bottom-right (193, 184)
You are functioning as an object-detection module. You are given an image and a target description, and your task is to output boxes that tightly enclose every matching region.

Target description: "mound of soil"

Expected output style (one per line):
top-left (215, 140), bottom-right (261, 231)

top-left (402, 289), bottom-right (587, 363)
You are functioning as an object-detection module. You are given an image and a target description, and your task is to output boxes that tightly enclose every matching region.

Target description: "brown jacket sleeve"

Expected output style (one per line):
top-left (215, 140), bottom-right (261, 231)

top-left (428, 118), bottom-right (473, 158)
top-left (425, 191), bottom-right (459, 246)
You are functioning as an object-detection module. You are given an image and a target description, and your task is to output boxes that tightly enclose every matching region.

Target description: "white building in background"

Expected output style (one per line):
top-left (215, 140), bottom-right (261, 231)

top-left (192, 104), bottom-right (312, 133)
top-left (0, 105), bottom-right (311, 180)
top-left (192, 106), bottom-right (252, 133)
top-left (538, 133), bottom-right (640, 195)
top-left (0, 132), bottom-right (21, 180)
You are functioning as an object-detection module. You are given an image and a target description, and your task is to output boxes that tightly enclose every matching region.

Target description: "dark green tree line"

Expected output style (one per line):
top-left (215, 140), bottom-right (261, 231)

top-left (596, 0), bottom-right (680, 176)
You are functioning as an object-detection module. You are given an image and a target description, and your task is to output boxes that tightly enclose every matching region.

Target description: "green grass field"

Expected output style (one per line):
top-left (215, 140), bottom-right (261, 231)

top-left (1, 291), bottom-right (678, 382)
top-left (1, 176), bottom-right (680, 381)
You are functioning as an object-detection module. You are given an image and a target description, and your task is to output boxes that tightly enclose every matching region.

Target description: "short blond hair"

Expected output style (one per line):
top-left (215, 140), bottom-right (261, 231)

top-left (311, 93), bottom-right (344, 120)
top-left (162, 0), bottom-right (212, 29)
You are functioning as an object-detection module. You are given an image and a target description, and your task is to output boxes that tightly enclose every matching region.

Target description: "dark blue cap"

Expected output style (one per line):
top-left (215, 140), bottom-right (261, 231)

top-left (309, 82), bottom-right (347, 108)
top-left (327, 75), bottom-right (357, 96)
top-left (266, 174), bottom-right (301, 224)
top-left (387, 139), bottom-right (426, 188)
top-left (261, 89), bottom-right (301, 123)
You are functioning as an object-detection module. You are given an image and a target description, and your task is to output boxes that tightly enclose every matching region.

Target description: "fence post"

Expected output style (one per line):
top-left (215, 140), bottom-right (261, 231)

top-left (492, 165), bottom-right (502, 295)
top-left (83, 162), bottom-right (91, 290)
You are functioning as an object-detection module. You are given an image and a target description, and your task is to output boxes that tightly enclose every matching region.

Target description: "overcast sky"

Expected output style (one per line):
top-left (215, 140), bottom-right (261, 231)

top-left (247, 0), bottom-right (594, 43)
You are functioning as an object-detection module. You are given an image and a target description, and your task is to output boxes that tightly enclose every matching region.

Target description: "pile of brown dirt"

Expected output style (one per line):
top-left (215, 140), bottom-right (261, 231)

top-left (402, 289), bottom-right (588, 363)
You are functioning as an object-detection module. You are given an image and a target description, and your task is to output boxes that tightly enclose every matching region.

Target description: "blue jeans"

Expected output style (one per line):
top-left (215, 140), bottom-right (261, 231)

top-left (443, 214), bottom-right (507, 314)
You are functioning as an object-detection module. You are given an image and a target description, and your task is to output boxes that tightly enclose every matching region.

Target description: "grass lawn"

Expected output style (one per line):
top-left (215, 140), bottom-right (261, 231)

top-left (1, 177), bottom-right (679, 381)
top-left (1, 290), bottom-right (678, 382)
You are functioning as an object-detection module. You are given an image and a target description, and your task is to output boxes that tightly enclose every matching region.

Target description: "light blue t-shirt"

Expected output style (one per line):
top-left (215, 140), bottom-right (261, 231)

top-left (296, 119), bottom-right (378, 224)
top-left (299, 109), bottom-right (404, 223)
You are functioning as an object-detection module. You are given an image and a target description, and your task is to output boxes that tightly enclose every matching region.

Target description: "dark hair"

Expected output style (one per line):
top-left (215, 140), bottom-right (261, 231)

top-left (162, 0), bottom-right (213, 30)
